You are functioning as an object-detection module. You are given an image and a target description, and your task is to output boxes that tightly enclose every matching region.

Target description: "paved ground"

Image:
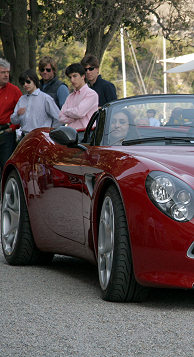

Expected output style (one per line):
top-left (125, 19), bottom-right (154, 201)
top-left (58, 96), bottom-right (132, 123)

top-left (0, 199), bottom-right (194, 357)
top-left (0, 246), bottom-right (194, 357)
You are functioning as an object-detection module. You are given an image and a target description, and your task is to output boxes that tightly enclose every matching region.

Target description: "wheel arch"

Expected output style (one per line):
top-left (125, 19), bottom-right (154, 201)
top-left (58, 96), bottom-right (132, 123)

top-left (92, 176), bottom-right (129, 258)
top-left (1, 164), bottom-right (28, 207)
top-left (1, 165), bottom-right (53, 265)
top-left (93, 178), bottom-right (147, 302)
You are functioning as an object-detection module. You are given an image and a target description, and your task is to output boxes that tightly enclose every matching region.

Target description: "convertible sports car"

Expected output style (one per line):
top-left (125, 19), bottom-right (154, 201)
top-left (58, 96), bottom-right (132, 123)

top-left (1, 94), bottom-right (194, 302)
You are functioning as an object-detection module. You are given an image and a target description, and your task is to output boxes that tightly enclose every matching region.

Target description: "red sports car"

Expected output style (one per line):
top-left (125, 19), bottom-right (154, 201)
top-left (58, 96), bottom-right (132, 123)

top-left (1, 94), bottom-right (194, 302)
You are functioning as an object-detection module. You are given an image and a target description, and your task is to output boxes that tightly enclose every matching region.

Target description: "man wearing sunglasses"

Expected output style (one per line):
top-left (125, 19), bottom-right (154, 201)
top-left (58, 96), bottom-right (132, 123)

top-left (0, 58), bottom-right (22, 181)
top-left (39, 56), bottom-right (69, 109)
top-left (81, 54), bottom-right (117, 107)
top-left (11, 69), bottom-right (60, 137)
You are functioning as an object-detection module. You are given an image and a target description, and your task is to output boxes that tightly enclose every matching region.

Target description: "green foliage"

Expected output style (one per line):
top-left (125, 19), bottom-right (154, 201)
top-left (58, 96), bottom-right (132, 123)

top-left (99, 33), bottom-right (194, 97)
top-left (37, 0), bottom-right (194, 57)
top-left (35, 30), bottom-right (194, 99)
top-left (36, 38), bottom-right (85, 88)
top-left (0, 0), bottom-right (193, 94)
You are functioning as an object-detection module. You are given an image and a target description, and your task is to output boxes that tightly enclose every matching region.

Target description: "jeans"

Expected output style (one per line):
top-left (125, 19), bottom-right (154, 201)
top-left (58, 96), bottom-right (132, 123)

top-left (0, 131), bottom-right (16, 181)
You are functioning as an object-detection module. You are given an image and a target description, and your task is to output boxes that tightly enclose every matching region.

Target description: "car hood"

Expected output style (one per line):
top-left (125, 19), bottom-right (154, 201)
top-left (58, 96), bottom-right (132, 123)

top-left (123, 145), bottom-right (194, 187)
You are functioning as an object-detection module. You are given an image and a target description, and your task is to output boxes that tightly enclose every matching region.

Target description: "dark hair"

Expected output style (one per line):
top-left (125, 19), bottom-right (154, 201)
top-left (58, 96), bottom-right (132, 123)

top-left (65, 63), bottom-right (85, 77)
top-left (19, 69), bottom-right (40, 88)
top-left (171, 107), bottom-right (183, 117)
top-left (113, 108), bottom-right (134, 124)
top-left (39, 56), bottom-right (57, 76)
top-left (81, 54), bottom-right (99, 68)
top-left (167, 107), bottom-right (183, 126)
top-left (147, 109), bottom-right (156, 115)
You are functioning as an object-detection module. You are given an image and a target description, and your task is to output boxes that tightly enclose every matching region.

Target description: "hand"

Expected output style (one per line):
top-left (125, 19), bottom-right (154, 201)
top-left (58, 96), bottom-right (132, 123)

top-left (5, 128), bottom-right (12, 133)
top-left (17, 107), bottom-right (26, 115)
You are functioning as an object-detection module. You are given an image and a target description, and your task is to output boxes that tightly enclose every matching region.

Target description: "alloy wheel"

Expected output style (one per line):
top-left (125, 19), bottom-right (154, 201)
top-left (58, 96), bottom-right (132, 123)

top-left (98, 195), bottom-right (114, 290)
top-left (1, 177), bottom-right (20, 255)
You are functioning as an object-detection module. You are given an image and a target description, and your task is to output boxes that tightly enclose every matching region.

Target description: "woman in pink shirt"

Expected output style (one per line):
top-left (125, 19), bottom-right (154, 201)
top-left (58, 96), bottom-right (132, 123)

top-left (59, 63), bottom-right (98, 129)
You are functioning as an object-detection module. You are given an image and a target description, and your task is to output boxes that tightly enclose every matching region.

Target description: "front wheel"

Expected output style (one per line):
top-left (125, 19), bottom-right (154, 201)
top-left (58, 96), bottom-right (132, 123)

top-left (1, 170), bottom-right (53, 265)
top-left (98, 185), bottom-right (147, 302)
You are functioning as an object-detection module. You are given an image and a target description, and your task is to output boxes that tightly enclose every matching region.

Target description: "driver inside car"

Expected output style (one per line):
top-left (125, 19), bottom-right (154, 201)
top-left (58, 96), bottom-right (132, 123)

top-left (108, 109), bottom-right (138, 145)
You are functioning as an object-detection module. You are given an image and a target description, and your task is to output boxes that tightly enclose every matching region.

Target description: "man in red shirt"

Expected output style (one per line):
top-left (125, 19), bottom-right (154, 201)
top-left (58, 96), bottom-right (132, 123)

top-left (0, 58), bottom-right (22, 180)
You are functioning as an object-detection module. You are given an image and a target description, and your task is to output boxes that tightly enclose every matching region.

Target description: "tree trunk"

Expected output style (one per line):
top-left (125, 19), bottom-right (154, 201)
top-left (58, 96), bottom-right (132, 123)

top-left (11, 0), bottom-right (29, 84)
top-left (85, 5), bottom-right (124, 64)
top-left (29, 0), bottom-right (40, 69)
top-left (85, 28), bottom-right (106, 63)
top-left (0, 0), bottom-right (39, 85)
top-left (0, 0), bottom-right (16, 76)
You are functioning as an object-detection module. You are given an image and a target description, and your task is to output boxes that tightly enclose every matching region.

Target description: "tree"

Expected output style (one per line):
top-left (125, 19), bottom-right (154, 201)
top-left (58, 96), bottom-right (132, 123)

top-left (0, 0), bottom-right (40, 84)
top-left (41, 0), bottom-right (194, 63)
top-left (0, 0), bottom-right (193, 85)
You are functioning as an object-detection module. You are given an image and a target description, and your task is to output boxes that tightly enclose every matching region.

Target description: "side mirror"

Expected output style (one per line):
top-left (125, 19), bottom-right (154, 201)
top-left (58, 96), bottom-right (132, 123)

top-left (49, 126), bottom-right (78, 146)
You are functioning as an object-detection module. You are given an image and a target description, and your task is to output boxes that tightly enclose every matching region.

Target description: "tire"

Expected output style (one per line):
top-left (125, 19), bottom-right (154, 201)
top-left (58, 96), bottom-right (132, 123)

top-left (98, 185), bottom-right (147, 302)
top-left (1, 170), bottom-right (53, 265)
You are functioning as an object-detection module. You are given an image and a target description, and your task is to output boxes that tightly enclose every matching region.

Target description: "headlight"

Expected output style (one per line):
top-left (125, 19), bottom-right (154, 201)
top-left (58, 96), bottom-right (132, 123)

top-left (146, 171), bottom-right (194, 222)
top-left (151, 176), bottom-right (175, 203)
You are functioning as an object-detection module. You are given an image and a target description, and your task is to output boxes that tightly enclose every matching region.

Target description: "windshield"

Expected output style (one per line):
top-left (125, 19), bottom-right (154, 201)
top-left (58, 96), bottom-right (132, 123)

top-left (105, 96), bottom-right (194, 146)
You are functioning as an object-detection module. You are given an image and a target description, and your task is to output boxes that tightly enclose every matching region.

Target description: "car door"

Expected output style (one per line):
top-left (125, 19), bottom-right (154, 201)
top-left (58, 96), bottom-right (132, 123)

top-left (33, 133), bottom-right (86, 244)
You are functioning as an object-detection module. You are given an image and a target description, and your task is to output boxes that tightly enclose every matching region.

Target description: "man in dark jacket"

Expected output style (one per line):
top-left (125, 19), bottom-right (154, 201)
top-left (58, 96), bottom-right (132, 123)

top-left (39, 56), bottom-right (69, 109)
top-left (81, 54), bottom-right (117, 107)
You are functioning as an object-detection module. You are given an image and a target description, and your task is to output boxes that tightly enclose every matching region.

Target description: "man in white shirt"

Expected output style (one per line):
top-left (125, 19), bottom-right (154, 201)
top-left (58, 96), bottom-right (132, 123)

top-left (11, 69), bottom-right (60, 136)
top-left (147, 109), bottom-right (160, 127)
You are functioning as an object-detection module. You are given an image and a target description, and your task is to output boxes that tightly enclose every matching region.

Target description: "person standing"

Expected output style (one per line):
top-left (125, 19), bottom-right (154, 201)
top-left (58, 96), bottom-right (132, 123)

top-left (11, 69), bottom-right (60, 135)
top-left (0, 58), bottom-right (22, 180)
top-left (146, 109), bottom-right (160, 127)
top-left (59, 63), bottom-right (98, 129)
top-left (81, 54), bottom-right (117, 107)
top-left (39, 56), bottom-right (69, 109)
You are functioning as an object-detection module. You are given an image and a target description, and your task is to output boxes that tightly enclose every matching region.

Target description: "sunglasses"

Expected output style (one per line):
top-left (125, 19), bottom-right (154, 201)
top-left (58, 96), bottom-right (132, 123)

top-left (20, 79), bottom-right (32, 85)
top-left (40, 68), bottom-right (52, 73)
top-left (85, 67), bottom-right (95, 72)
